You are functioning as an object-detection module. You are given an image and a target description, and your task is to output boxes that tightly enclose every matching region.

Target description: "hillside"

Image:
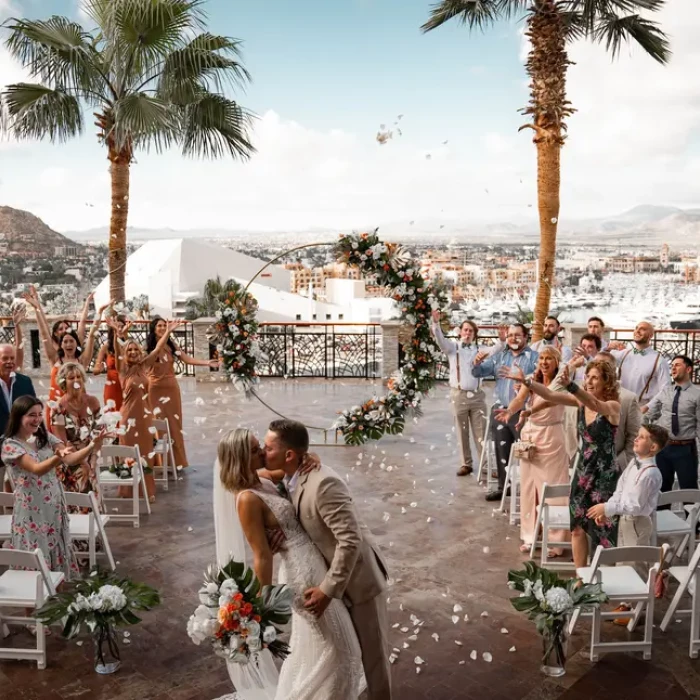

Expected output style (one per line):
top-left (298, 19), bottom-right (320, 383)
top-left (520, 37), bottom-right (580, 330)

top-left (0, 206), bottom-right (83, 256)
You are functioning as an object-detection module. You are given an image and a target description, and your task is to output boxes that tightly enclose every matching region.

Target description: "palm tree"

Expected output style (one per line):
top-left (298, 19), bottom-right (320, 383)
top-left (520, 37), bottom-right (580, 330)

top-left (185, 275), bottom-right (241, 319)
top-left (422, 0), bottom-right (669, 340)
top-left (1, 0), bottom-right (254, 302)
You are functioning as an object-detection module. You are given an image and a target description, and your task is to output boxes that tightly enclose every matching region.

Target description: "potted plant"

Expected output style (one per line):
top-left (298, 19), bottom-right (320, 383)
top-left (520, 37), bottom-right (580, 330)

top-left (508, 562), bottom-right (608, 677)
top-left (37, 569), bottom-right (160, 674)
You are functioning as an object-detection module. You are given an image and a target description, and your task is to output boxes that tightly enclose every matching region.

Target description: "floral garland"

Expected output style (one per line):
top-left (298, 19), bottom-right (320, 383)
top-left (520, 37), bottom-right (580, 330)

top-left (331, 231), bottom-right (447, 444)
top-left (208, 280), bottom-right (261, 395)
top-left (215, 231), bottom-right (447, 445)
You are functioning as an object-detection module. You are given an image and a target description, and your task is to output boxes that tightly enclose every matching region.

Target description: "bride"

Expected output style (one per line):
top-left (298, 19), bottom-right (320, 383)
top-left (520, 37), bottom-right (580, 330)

top-left (213, 428), bottom-right (365, 700)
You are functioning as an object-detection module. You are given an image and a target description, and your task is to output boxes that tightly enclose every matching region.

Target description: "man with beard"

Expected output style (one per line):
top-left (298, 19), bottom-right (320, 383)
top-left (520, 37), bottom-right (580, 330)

top-left (587, 316), bottom-right (608, 351)
top-left (531, 316), bottom-right (572, 362)
top-left (472, 324), bottom-right (538, 502)
top-left (608, 321), bottom-right (670, 410)
top-left (645, 355), bottom-right (700, 492)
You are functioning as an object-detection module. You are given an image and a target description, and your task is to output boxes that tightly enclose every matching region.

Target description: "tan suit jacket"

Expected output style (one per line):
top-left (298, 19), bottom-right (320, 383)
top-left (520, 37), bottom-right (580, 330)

top-left (292, 464), bottom-right (388, 605)
top-left (616, 387), bottom-right (642, 471)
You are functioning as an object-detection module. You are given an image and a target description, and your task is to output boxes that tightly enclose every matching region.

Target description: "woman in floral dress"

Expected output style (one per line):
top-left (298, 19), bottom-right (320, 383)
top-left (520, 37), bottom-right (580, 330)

top-left (50, 362), bottom-right (103, 505)
top-left (503, 360), bottom-right (620, 569)
top-left (1, 396), bottom-right (107, 579)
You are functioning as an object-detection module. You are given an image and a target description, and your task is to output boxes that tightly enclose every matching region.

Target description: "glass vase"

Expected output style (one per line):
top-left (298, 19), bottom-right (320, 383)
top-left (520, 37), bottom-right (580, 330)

top-left (541, 621), bottom-right (568, 678)
top-left (93, 624), bottom-right (121, 674)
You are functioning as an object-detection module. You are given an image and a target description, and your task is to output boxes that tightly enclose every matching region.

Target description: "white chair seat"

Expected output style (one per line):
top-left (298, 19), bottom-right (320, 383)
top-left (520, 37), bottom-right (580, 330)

top-left (99, 471), bottom-right (139, 485)
top-left (0, 514), bottom-right (11, 539)
top-left (69, 513), bottom-right (111, 537)
top-left (0, 569), bottom-right (64, 606)
top-left (577, 565), bottom-right (649, 597)
top-left (657, 510), bottom-right (691, 534)
top-left (547, 505), bottom-right (570, 527)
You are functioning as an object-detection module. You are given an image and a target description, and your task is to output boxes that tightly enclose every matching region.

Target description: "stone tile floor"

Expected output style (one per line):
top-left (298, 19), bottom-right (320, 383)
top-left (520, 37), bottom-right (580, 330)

top-left (1, 377), bottom-right (699, 699)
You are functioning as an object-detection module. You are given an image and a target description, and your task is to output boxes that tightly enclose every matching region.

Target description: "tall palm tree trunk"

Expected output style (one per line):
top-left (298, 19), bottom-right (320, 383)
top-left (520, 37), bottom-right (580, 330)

top-left (108, 147), bottom-right (131, 303)
top-left (521, 0), bottom-right (572, 342)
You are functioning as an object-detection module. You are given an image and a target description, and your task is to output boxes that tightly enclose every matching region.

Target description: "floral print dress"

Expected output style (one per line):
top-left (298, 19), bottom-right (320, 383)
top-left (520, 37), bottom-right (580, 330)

top-left (1, 435), bottom-right (77, 578)
top-left (569, 408), bottom-right (620, 549)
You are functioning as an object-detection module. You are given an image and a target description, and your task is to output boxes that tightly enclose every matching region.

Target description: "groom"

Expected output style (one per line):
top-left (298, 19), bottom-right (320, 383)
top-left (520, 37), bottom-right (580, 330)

top-left (264, 418), bottom-right (392, 700)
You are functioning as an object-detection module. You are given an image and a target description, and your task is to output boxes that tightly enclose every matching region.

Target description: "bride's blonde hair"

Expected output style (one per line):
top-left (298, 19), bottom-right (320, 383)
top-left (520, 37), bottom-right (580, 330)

top-left (218, 428), bottom-right (260, 492)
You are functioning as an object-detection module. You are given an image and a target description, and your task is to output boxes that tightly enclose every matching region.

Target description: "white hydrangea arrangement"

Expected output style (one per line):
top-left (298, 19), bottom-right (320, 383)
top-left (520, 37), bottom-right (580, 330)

top-left (187, 558), bottom-right (292, 665)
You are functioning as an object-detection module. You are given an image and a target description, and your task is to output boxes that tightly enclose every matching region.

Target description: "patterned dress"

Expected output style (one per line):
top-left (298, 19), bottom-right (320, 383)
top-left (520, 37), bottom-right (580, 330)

top-left (569, 408), bottom-right (620, 548)
top-left (1, 435), bottom-right (77, 578)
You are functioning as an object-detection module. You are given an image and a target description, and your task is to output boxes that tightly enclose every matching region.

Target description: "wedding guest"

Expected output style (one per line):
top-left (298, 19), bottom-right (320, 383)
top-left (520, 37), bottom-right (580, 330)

top-left (430, 310), bottom-right (488, 476)
top-left (1, 395), bottom-right (107, 579)
top-left (495, 346), bottom-right (570, 556)
top-left (608, 321), bottom-right (670, 410)
top-left (596, 351), bottom-right (642, 471)
top-left (587, 316), bottom-right (608, 350)
top-left (111, 318), bottom-right (184, 501)
top-left (146, 316), bottom-right (219, 470)
top-left (50, 362), bottom-right (103, 502)
top-left (531, 316), bottom-right (572, 362)
top-left (645, 355), bottom-right (700, 492)
top-left (11, 305), bottom-right (26, 372)
top-left (0, 344), bottom-right (36, 436)
top-left (94, 314), bottom-right (130, 412)
top-left (569, 333), bottom-right (602, 382)
top-left (505, 360), bottom-right (620, 568)
top-left (472, 323), bottom-right (538, 502)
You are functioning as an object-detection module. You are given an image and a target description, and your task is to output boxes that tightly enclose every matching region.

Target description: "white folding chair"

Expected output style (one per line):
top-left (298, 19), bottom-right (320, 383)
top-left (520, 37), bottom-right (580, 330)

top-left (0, 492), bottom-right (12, 543)
top-left (477, 413), bottom-right (495, 486)
top-left (0, 548), bottom-right (64, 669)
top-left (499, 445), bottom-right (519, 523)
top-left (528, 482), bottom-right (573, 570)
top-left (660, 542), bottom-right (700, 658)
top-left (569, 543), bottom-right (669, 661)
top-left (64, 491), bottom-right (116, 571)
top-left (97, 444), bottom-right (151, 528)
top-left (652, 489), bottom-right (700, 562)
top-left (152, 418), bottom-right (178, 491)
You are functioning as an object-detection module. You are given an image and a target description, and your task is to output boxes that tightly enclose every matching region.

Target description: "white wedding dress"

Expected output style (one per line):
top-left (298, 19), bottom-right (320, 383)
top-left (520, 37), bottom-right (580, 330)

top-left (213, 464), bottom-right (365, 700)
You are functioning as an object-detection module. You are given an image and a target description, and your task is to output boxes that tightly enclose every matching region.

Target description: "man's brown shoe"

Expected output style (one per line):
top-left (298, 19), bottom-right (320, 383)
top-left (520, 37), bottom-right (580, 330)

top-left (457, 465), bottom-right (473, 476)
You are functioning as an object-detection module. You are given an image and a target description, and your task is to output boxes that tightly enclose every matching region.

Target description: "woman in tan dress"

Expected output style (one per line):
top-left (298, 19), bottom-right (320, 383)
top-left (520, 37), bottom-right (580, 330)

top-left (495, 346), bottom-right (571, 557)
top-left (109, 318), bottom-right (184, 502)
top-left (145, 317), bottom-right (219, 469)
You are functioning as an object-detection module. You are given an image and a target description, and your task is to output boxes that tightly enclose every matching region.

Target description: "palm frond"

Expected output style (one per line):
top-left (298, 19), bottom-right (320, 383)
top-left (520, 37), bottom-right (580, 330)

top-left (1, 83), bottom-right (83, 142)
top-left (593, 12), bottom-right (671, 64)
top-left (421, 0), bottom-right (513, 33)
top-left (563, 0), bottom-right (666, 32)
top-left (180, 92), bottom-right (254, 160)
top-left (158, 33), bottom-right (251, 101)
top-left (112, 92), bottom-right (176, 151)
top-left (3, 16), bottom-right (106, 99)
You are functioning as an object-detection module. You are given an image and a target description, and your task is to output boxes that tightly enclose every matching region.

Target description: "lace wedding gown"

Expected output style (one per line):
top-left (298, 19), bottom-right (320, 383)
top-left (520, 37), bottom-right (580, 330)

top-left (242, 485), bottom-right (365, 700)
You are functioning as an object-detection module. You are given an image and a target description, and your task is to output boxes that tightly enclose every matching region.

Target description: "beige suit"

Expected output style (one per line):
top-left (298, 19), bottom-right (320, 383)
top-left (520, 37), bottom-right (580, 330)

top-left (292, 464), bottom-right (391, 700)
top-left (616, 387), bottom-right (642, 471)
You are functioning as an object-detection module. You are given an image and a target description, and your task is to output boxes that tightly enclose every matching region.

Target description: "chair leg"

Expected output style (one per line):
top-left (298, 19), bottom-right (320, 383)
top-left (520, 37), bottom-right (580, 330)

top-left (530, 506), bottom-right (542, 560)
top-left (691, 582), bottom-right (700, 659)
top-left (132, 476), bottom-right (140, 528)
top-left (590, 606), bottom-right (601, 662)
top-left (142, 467), bottom-right (152, 516)
top-left (628, 601), bottom-right (644, 632)
top-left (642, 596), bottom-right (655, 660)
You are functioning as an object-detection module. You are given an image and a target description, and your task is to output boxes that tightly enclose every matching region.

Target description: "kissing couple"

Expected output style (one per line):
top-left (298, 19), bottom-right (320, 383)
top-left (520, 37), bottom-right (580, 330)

top-left (213, 418), bottom-right (391, 700)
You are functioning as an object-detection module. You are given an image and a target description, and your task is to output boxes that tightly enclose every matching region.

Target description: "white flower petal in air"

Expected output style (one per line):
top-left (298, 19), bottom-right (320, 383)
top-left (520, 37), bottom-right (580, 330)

top-left (509, 646), bottom-right (516, 652)
top-left (410, 502), bottom-right (418, 508)
top-left (483, 547), bottom-right (490, 554)
top-left (451, 615), bottom-right (459, 624)
top-left (400, 627), bottom-right (409, 633)
top-left (455, 640), bottom-right (463, 646)
top-left (500, 628), bottom-right (509, 634)
top-left (414, 656), bottom-right (424, 665)
top-left (470, 650), bottom-right (477, 660)
top-left (482, 652), bottom-right (492, 663)
top-left (431, 633), bottom-right (439, 642)
top-left (480, 611), bottom-right (489, 618)
top-left (453, 604), bottom-right (463, 613)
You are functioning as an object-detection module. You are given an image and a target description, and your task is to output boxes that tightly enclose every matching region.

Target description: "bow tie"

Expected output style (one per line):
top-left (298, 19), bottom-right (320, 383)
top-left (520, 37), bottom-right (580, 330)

top-left (633, 347), bottom-right (647, 356)
top-left (461, 343), bottom-right (472, 349)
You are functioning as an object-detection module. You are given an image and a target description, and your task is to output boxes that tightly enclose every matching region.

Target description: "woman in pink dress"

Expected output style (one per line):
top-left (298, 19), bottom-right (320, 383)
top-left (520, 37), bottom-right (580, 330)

top-left (495, 346), bottom-right (571, 557)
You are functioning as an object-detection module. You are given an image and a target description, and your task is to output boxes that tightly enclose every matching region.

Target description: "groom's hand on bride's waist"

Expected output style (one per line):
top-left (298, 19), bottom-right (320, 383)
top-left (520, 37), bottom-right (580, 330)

top-left (304, 587), bottom-right (331, 617)
top-left (266, 527), bottom-right (286, 554)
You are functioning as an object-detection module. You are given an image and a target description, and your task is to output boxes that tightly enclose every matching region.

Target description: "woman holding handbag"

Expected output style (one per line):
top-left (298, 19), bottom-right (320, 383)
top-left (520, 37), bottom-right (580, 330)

top-left (495, 346), bottom-right (570, 556)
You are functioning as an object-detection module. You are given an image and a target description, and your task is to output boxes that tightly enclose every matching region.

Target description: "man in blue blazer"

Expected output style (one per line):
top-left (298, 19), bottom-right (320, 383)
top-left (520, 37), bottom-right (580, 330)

top-left (0, 343), bottom-right (37, 437)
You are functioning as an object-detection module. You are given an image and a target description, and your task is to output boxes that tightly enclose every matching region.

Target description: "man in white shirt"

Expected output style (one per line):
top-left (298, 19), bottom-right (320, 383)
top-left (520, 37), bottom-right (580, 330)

top-left (587, 316), bottom-right (609, 351)
top-left (430, 311), bottom-right (488, 476)
top-left (531, 316), bottom-right (573, 362)
top-left (608, 321), bottom-right (670, 409)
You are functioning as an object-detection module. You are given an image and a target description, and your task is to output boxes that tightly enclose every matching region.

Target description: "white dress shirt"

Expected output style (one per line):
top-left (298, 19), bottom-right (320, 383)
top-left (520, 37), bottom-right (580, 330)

top-left (430, 321), bottom-right (482, 392)
top-left (611, 346), bottom-right (670, 404)
top-left (604, 456), bottom-right (662, 518)
top-left (0, 372), bottom-right (16, 411)
top-left (283, 470), bottom-right (300, 497)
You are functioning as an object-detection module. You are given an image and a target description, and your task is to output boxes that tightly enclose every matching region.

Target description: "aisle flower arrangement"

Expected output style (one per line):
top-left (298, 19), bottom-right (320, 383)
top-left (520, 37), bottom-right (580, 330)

top-left (187, 558), bottom-right (292, 665)
top-left (507, 561), bottom-right (608, 676)
top-left (37, 570), bottom-right (160, 674)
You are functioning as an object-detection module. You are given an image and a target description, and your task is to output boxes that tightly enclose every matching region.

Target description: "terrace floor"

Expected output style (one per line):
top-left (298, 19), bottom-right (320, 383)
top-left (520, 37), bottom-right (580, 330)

top-left (2, 377), bottom-right (699, 700)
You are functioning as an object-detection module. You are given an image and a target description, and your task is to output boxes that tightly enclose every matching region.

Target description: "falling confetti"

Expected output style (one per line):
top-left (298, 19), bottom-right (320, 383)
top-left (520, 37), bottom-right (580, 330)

top-left (470, 650), bottom-right (477, 660)
top-left (482, 652), bottom-right (492, 663)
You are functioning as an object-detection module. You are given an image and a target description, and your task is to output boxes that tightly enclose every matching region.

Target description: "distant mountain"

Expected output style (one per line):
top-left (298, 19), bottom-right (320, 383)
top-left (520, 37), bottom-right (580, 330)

top-left (61, 204), bottom-right (700, 248)
top-left (0, 206), bottom-right (83, 256)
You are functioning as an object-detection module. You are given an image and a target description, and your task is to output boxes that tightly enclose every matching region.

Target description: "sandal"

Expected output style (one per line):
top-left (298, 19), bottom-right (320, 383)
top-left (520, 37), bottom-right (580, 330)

top-left (547, 548), bottom-right (564, 559)
top-left (519, 543), bottom-right (531, 553)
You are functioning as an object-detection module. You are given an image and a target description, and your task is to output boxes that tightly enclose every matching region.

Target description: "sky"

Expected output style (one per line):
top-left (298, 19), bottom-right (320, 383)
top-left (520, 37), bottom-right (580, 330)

top-left (1, 0), bottom-right (700, 234)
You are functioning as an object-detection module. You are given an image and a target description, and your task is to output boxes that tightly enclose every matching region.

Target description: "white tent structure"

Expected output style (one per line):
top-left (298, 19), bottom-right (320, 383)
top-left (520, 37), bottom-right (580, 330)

top-left (94, 238), bottom-right (352, 322)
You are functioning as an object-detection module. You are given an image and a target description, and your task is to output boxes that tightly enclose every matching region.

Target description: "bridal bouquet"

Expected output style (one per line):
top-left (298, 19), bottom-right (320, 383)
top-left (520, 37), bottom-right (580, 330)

top-left (508, 561), bottom-right (608, 676)
top-left (188, 559), bottom-right (292, 665)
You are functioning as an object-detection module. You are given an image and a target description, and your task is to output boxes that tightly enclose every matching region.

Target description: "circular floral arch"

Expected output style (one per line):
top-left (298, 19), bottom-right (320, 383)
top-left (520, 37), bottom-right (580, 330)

top-left (210, 230), bottom-right (447, 445)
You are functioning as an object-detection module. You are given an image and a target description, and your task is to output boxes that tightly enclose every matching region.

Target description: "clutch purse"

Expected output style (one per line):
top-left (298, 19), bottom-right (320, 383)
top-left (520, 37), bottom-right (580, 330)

top-left (513, 440), bottom-right (536, 458)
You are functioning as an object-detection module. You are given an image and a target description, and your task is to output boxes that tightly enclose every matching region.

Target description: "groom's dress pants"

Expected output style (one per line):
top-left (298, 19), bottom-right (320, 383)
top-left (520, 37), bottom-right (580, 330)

top-left (349, 592), bottom-right (391, 700)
